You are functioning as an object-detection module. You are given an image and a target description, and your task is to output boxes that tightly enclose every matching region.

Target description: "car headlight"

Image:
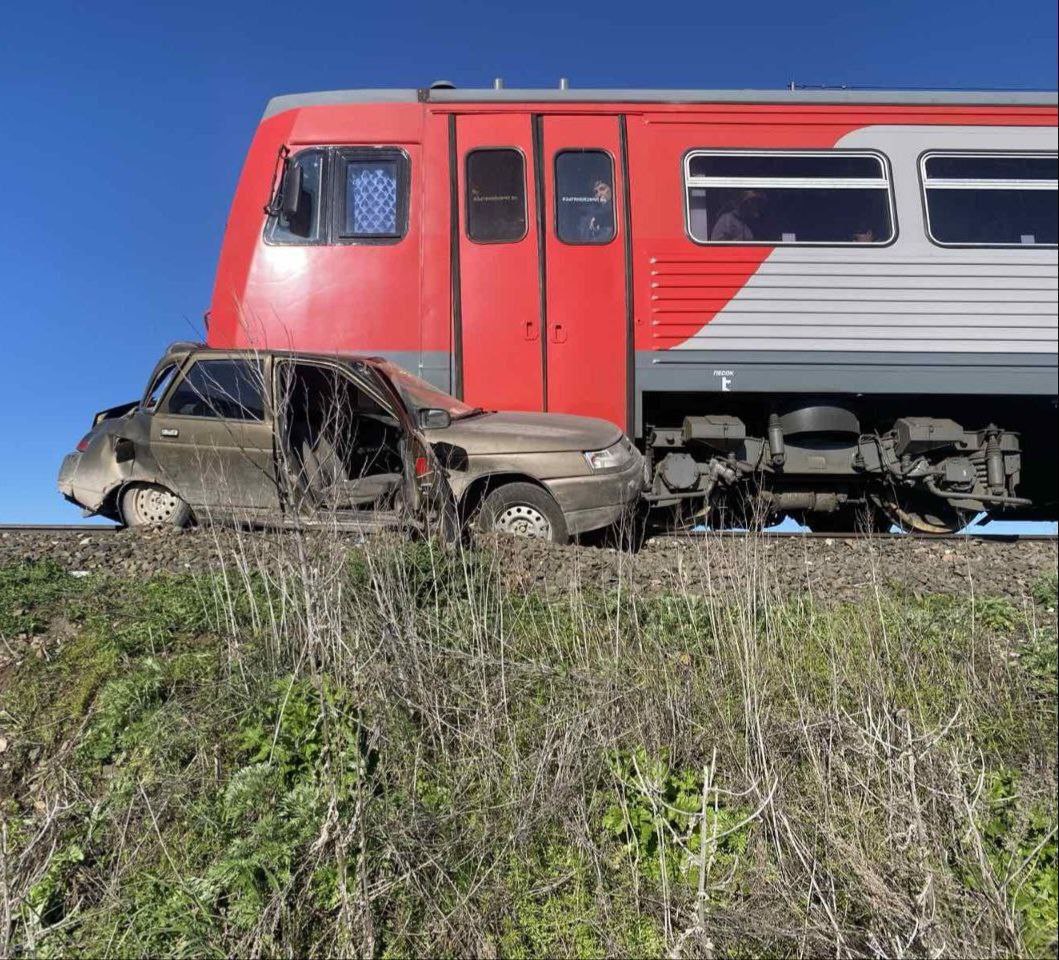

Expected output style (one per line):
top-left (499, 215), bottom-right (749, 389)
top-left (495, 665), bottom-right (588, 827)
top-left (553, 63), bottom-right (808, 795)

top-left (583, 438), bottom-right (633, 471)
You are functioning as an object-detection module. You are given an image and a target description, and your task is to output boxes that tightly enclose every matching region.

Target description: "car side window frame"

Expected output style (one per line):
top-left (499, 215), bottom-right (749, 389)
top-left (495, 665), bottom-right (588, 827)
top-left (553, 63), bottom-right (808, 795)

top-left (141, 361), bottom-right (180, 410)
top-left (162, 357), bottom-right (268, 422)
top-left (272, 359), bottom-right (408, 431)
top-left (356, 363), bottom-right (419, 431)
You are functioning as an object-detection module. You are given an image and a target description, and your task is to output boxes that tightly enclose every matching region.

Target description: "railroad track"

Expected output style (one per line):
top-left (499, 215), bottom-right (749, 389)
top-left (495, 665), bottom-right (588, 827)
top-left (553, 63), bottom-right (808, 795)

top-left (0, 523), bottom-right (122, 533)
top-left (665, 530), bottom-right (1058, 543)
top-left (0, 523), bottom-right (1055, 543)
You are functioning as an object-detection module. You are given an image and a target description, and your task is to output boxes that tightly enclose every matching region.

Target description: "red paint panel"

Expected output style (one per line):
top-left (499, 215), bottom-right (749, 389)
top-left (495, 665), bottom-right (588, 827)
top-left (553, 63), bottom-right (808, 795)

top-left (209, 104), bottom-right (429, 355)
top-left (240, 173), bottom-right (422, 353)
top-left (541, 115), bottom-right (628, 429)
top-left (456, 115), bottom-right (543, 411)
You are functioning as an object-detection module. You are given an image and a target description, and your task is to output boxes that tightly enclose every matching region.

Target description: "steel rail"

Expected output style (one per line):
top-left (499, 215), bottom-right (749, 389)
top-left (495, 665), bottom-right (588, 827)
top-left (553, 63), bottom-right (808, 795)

top-left (0, 524), bottom-right (122, 532)
top-left (0, 523), bottom-right (1054, 543)
top-left (654, 530), bottom-right (1058, 543)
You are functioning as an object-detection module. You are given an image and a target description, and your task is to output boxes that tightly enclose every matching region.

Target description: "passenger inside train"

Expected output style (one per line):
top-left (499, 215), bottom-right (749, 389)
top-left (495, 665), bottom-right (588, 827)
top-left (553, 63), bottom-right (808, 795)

top-left (554, 151), bottom-right (616, 243)
top-left (710, 189), bottom-right (767, 241)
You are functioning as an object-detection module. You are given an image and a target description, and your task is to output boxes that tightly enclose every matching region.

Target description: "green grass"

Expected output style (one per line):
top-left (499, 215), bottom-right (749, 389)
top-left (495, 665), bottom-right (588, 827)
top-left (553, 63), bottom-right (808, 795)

top-left (0, 542), bottom-right (1055, 958)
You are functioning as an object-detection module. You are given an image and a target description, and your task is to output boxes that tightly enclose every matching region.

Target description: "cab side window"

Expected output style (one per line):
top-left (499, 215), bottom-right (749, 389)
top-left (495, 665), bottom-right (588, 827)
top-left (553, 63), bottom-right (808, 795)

top-left (266, 148), bottom-right (409, 245)
top-left (166, 359), bottom-right (265, 421)
top-left (337, 152), bottom-right (408, 240)
top-left (268, 150), bottom-right (325, 244)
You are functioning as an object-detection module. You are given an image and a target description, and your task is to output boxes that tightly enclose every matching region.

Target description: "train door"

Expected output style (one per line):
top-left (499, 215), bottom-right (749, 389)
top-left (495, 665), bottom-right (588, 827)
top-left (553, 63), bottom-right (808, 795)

top-left (455, 115), bottom-right (544, 411)
top-left (541, 115), bottom-right (629, 429)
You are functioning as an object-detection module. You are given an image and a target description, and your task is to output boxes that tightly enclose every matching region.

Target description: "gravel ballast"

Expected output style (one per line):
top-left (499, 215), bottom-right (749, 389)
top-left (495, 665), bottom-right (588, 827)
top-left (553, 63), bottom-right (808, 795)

top-left (1, 527), bottom-right (1055, 604)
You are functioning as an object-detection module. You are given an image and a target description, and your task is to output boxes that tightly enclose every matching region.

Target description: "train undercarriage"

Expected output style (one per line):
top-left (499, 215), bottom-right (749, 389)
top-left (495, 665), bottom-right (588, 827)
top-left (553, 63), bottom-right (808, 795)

top-left (643, 394), bottom-right (1057, 534)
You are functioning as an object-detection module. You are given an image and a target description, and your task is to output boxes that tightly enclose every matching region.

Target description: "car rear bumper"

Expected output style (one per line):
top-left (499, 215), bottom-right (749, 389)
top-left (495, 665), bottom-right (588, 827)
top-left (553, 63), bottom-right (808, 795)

top-left (57, 451), bottom-right (105, 513)
top-left (57, 451), bottom-right (80, 498)
top-left (545, 451), bottom-right (645, 535)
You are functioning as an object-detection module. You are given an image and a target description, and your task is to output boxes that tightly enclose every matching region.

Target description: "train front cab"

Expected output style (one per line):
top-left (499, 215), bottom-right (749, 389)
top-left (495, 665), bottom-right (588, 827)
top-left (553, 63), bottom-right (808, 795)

top-left (208, 99), bottom-right (634, 432)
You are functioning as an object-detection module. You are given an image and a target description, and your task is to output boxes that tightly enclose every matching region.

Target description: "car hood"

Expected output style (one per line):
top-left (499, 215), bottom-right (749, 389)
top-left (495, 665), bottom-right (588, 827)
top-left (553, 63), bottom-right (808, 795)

top-left (430, 411), bottom-right (622, 455)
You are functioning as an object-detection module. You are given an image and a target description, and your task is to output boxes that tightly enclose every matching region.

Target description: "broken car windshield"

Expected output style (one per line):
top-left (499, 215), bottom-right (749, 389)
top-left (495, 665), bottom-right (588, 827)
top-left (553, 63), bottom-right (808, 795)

top-left (376, 362), bottom-right (482, 419)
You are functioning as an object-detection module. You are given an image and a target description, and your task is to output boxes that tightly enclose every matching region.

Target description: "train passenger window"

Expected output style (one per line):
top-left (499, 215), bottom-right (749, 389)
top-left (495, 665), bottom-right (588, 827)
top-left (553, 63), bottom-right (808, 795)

top-left (336, 149), bottom-right (409, 241)
top-left (555, 151), bottom-right (616, 244)
top-left (166, 360), bottom-right (265, 421)
top-left (684, 151), bottom-right (895, 245)
top-left (921, 153), bottom-right (1058, 247)
top-left (268, 150), bottom-right (325, 244)
top-left (466, 149), bottom-right (527, 243)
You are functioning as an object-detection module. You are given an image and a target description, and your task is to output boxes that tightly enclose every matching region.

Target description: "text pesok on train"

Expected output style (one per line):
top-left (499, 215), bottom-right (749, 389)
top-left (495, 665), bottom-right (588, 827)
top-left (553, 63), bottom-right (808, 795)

top-left (207, 84), bottom-right (1059, 532)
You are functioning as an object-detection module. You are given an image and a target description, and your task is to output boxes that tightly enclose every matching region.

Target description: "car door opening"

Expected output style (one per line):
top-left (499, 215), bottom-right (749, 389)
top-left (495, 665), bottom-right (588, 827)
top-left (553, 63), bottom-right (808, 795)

top-left (279, 362), bottom-right (406, 512)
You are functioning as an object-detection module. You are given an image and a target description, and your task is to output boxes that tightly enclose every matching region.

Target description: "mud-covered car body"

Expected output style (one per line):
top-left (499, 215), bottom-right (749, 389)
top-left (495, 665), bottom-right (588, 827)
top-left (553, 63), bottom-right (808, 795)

top-left (58, 344), bottom-right (643, 537)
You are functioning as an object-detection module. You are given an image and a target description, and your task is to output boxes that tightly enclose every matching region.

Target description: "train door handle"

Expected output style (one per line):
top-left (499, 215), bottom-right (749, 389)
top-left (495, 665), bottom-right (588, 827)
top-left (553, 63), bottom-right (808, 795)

top-left (523, 320), bottom-right (538, 341)
top-left (550, 323), bottom-right (567, 344)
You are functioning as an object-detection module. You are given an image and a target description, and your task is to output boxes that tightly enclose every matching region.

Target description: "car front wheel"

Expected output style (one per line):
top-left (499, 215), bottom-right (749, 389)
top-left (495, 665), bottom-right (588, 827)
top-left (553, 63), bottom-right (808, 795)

top-left (477, 482), bottom-right (568, 544)
top-left (121, 483), bottom-right (192, 528)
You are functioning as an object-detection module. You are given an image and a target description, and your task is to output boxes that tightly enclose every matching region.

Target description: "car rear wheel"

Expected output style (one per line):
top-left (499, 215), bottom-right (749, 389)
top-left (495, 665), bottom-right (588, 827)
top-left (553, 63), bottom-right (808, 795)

top-left (477, 483), bottom-right (568, 544)
top-left (121, 483), bottom-right (192, 528)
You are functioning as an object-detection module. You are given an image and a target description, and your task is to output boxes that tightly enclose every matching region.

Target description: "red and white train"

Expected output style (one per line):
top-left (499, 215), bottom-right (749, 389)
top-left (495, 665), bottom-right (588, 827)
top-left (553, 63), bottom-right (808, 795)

top-left (207, 85), bottom-right (1058, 531)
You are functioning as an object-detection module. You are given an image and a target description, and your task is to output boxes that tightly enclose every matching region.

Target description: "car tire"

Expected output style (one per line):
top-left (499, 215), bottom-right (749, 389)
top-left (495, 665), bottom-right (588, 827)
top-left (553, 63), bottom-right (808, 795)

top-left (477, 482), bottom-right (569, 544)
top-left (121, 483), bottom-right (192, 528)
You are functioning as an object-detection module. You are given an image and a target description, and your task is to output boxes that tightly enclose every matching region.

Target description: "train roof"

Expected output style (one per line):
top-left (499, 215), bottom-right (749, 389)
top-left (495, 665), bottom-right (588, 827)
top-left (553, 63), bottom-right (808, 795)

top-left (263, 86), bottom-right (1059, 120)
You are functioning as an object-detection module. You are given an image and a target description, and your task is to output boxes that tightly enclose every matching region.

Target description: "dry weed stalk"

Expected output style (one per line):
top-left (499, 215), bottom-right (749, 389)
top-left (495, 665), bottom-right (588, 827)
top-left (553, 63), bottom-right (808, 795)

top-left (144, 508), bottom-right (1045, 957)
top-left (2, 339), bottom-right (1052, 956)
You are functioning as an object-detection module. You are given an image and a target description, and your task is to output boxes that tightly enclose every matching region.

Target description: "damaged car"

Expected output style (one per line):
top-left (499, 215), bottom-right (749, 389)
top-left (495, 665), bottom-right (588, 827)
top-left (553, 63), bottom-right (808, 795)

top-left (58, 344), bottom-right (644, 543)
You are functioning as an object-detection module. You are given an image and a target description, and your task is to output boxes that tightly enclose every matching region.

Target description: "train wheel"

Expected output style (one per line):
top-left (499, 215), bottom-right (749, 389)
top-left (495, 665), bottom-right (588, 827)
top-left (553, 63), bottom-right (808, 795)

top-left (873, 490), bottom-right (969, 535)
top-left (478, 483), bottom-right (569, 544)
top-left (121, 483), bottom-right (192, 528)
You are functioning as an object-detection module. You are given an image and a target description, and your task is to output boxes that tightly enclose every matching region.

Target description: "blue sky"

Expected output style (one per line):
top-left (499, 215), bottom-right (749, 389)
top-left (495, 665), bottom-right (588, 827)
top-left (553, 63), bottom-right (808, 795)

top-left (1, 0), bottom-right (1056, 526)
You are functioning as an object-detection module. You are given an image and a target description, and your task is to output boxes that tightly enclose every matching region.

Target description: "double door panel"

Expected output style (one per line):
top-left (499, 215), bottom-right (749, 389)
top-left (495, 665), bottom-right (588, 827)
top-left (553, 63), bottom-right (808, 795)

top-left (456, 113), bottom-right (629, 430)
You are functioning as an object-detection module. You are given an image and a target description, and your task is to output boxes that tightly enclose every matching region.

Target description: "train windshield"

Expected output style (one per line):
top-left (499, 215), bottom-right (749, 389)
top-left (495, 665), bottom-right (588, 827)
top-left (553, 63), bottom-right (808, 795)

top-left (377, 361), bottom-right (483, 419)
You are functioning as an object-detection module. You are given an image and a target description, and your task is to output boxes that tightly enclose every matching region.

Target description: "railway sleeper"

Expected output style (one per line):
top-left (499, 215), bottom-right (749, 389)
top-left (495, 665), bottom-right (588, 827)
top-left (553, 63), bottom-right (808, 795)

top-left (645, 406), bottom-right (1027, 534)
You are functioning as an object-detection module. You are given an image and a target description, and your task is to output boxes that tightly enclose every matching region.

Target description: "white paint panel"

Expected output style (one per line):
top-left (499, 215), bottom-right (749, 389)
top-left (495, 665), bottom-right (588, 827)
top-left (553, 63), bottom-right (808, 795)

top-left (672, 125), bottom-right (1058, 354)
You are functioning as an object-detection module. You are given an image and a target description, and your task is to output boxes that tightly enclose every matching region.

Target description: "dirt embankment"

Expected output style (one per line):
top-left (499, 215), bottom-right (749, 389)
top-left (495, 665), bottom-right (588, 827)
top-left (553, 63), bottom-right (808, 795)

top-left (1, 527), bottom-right (1055, 602)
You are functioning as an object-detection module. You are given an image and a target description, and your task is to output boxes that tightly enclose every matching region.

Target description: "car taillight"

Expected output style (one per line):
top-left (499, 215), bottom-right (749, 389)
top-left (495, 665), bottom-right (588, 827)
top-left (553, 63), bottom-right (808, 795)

top-left (415, 455), bottom-right (430, 478)
top-left (76, 434), bottom-right (92, 453)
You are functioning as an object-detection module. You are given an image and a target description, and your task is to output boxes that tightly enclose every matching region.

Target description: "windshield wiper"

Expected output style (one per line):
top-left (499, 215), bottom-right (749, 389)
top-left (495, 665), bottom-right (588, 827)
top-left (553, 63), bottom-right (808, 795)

top-left (452, 407), bottom-right (487, 420)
